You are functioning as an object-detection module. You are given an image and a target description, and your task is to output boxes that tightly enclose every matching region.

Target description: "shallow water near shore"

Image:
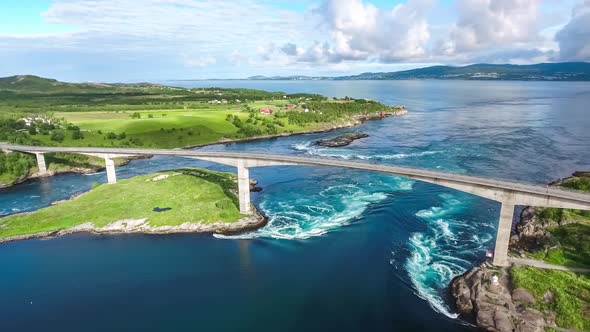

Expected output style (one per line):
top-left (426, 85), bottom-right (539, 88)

top-left (1, 80), bottom-right (589, 331)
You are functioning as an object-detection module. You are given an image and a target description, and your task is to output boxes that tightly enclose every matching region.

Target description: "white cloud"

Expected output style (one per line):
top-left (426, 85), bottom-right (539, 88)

top-left (290, 0), bottom-right (435, 63)
top-left (555, 0), bottom-right (590, 61)
top-left (440, 0), bottom-right (542, 55)
top-left (0, 0), bottom-right (585, 80)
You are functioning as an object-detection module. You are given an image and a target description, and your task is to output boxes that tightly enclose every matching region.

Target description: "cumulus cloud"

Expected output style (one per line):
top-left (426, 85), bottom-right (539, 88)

top-left (295, 0), bottom-right (435, 63)
top-left (0, 0), bottom-right (585, 80)
top-left (440, 0), bottom-right (542, 56)
top-left (556, 0), bottom-right (590, 61)
top-left (0, 0), bottom-right (315, 79)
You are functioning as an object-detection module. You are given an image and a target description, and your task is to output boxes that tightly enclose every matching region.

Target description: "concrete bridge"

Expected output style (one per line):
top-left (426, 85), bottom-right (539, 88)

top-left (2, 143), bottom-right (590, 266)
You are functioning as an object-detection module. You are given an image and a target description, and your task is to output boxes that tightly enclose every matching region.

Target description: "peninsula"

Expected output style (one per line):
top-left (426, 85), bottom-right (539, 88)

top-left (0, 75), bottom-right (406, 188)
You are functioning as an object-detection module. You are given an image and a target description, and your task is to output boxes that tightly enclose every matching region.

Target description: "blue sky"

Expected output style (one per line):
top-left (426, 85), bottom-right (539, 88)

top-left (0, 0), bottom-right (588, 82)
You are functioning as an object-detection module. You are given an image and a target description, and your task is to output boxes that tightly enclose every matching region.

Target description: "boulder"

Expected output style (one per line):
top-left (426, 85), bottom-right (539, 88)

top-left (512, 288), bottom-right (536, 307)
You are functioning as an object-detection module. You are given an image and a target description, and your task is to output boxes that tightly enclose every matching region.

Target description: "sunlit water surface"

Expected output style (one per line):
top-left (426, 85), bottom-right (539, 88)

top-left (1, 80), bottom-right (589, 331)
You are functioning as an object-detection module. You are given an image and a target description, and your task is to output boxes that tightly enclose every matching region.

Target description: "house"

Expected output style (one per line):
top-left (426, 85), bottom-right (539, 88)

top-left (259, 108), bottom-right (272, 115)
top-left (284, 104), bottom-right (295, 109)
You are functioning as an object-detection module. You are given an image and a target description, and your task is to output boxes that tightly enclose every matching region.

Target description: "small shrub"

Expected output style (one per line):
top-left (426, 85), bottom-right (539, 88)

top-left (50, 131), bottom-right (65, 142)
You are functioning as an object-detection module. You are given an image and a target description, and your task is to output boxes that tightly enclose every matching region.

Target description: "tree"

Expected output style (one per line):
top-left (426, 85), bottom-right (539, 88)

top-left (117, 132), bottom-right (126, 140)
top-left (50, 131), bottom-right (65, 142)
top-left (71, 128), bottom-right (84, 140)
top-left (106, 132), bottom-right (117, 139)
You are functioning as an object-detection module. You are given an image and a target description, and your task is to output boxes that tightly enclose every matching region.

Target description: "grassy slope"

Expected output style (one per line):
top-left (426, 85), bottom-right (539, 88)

top-left (512, 267), bottom-right (590, 331)
top-left (0, 152), bottom-right (126, 187)
top-left (0, 169), bottom-right (243, 239)
top-left (526, 176), bottom-right (590, 268)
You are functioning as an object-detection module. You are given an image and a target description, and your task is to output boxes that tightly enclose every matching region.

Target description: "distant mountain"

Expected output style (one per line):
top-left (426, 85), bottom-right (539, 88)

top-left (250, 62), bottom-right (590, 81)
top-left (248, 75), bottom-right (326, 80)
top-left (0, 75), bottom-right (167, 93)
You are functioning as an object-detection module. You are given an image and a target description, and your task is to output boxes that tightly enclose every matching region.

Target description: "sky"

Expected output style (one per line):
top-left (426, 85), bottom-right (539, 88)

top-left (0, 0), bottom-right (589, 82)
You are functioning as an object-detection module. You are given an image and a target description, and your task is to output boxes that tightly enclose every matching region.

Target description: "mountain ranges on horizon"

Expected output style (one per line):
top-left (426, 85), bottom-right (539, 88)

top-left (3, 62), bottom-right (590, 86)
top-left (247, 62), bottom-right (590, 81)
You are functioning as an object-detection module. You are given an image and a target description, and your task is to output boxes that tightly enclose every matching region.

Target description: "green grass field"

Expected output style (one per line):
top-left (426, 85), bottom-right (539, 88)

top-left (46, 104), bottom-right (337, 148)
top-left (0, 168), bottom-right (244, 239)
top-left (527, 222), bottom-right (590, 268)
top-left (525, 175), bottom-right (590, 268)
top-left (512, 267), bottom-right (590, 330)
top-left (49, 108), bottom-right (244, 148)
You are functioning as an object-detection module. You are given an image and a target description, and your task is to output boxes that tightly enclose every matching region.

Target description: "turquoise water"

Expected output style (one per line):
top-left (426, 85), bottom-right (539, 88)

top-left (1, 80), bottom-right (589, 331)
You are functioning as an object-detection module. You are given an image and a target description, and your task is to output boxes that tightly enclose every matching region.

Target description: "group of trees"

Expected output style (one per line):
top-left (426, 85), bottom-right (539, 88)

top-left (225, 112), bottom-right (284, 137)
top-left (289, 99), bottom-right (390, 126)
top-left (0, 151), bottom-right (35, 183)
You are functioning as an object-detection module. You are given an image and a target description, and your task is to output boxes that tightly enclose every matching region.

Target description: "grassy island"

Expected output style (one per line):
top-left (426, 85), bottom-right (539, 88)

top-left (0, 168), bottom-right (256, 242)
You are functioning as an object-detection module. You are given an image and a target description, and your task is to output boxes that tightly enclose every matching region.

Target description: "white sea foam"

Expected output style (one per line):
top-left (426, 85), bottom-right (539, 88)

top-left (215, 175), bottom-right (413, 241)
top-left (405, 193), bottom-right (495, 319)
top-left (405, 233), bottom-right (460, 318)
top-left (217, 185), bottom-right (389, 240)
top-left (292, 142), bottom-right (442, 161)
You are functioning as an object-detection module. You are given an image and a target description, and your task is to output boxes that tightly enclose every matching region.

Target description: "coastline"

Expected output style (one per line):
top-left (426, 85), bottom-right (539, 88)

top-left (0, 108), bottom-right (408, 189)
top-left (449, 172), bottom-right (589, 331)
top-left (0, 155), bottom-right (143, 189)
top-left (0, 209), bottom-right (268, 245)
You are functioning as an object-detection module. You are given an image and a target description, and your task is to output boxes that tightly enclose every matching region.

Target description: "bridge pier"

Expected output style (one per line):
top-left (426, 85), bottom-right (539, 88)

top-left (237, 160), bottom-right (251, 214)
top-left (35, 152), bottom-right (48, 175)
top-left (493, 196), bottom-right (516, 266)
top-left (104, 157), bottom-right (117, 184)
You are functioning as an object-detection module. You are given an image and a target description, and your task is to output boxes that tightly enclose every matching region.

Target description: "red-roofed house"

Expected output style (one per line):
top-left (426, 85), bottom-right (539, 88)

top-left (259, 108), bottom-right (271, 115)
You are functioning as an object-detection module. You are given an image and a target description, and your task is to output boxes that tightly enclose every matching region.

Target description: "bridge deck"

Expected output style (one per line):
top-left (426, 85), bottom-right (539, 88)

top-left (2, 143), bottom-right (589, 205)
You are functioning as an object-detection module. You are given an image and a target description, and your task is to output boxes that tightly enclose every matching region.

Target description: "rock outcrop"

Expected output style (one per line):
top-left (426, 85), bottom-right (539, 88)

top-left (450, 262), bottom-right (548, 332)
top-left (315, 133), bottom-right (369, 147)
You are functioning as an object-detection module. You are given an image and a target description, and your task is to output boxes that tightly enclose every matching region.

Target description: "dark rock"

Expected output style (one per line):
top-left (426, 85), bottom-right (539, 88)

top-left (315, 133), bottom-right (369, 147)
top-left (512, 288), bottom-right (536, 307)
top-left (573, 171), bottom-right (590, 177)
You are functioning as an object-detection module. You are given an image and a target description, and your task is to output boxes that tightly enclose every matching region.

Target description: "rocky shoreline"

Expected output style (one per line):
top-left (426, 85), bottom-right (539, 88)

top-left (450, 263), bottom-right (549, 332)
top-left (0, 175), bottom-right (267, 244)
top-left (449, 172), bottom-right (589, 331)
top-left (0, 155), bottom-right (142, 189)
top-left (0, 212), bottom-right (267, 244)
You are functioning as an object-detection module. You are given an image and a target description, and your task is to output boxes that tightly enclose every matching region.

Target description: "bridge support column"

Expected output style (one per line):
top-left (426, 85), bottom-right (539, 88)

top-left (35, 152), bottom-right (48, 174)
top-left (237, 160), bottom-right (251, 214)
top-left (104, 157), bottom-right (117, 184)
top-left (493, 198), bottom-right (515, 266)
